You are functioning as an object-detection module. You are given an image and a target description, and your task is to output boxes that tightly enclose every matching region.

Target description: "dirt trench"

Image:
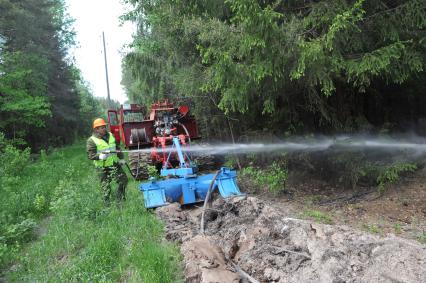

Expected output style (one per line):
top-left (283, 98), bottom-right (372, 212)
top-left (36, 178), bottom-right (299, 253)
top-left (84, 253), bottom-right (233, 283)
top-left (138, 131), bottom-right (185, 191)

top-left (156, 196), bottom-right (426, 283)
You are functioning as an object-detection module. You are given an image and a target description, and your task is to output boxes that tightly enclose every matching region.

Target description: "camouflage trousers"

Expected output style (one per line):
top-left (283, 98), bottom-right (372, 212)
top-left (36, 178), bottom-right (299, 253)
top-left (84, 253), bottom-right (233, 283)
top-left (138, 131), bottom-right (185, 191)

top-left (96, 163), bottom-right (128, 203)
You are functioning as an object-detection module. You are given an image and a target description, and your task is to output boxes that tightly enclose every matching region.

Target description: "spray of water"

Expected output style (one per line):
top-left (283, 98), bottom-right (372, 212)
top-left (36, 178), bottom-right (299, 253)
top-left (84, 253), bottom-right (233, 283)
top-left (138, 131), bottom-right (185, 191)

top-left (121, 135), bottom-right (426, 156)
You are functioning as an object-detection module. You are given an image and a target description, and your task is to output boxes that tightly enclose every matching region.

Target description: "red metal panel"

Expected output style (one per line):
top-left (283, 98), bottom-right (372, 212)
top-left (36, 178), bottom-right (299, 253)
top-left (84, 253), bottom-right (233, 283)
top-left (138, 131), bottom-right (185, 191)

top-left (107, 110), bottom-right (121, 144)
top-left (122, 120), bottom-right (154, 149)
top-left (180, 118), bottom-right (199, 139)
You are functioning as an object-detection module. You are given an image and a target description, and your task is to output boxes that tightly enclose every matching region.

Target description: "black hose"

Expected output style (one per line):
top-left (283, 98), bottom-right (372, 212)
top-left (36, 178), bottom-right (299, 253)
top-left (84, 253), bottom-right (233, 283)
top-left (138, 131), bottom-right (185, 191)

top-left (200, 170), bottom-right (221, 235)
top-left (178, 122), bottom-right (193, 163)
top-left (135, 142), bottom-right (141, 179)
top-left (124, 162), bottom-right (137, 179)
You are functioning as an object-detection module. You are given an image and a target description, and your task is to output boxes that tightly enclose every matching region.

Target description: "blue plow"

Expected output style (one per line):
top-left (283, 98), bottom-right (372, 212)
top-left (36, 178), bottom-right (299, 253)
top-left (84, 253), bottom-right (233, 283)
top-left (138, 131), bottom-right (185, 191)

top-left (139, 137), bottom-right (243, 208)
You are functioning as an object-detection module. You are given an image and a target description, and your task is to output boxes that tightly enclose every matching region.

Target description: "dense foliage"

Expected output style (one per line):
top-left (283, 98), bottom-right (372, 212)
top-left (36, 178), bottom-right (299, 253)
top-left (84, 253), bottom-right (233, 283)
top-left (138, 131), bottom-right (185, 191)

top-left (0, 0), bottom-right (103, 149)
top-left (122, 0), bottom-right (426, 138)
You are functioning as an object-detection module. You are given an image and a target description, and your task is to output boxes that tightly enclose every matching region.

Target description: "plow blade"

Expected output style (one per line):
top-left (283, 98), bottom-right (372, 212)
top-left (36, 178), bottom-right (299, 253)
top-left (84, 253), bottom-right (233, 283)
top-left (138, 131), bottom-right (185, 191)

top-left (140, 167), bottom-right (243, 208)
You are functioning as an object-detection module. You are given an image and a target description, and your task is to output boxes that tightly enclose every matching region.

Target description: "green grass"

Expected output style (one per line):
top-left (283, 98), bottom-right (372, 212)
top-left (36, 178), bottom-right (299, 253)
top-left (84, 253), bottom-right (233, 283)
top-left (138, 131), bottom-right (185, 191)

top-left (393, 223), bottom-right (402, 234)
top-left (1, 142), bottom-right (182, 282)
top-left (361, 223), bottom-right (382, 235)
top-left (301, 209), bottom-right (333, 224)
top-left (418, 231), bottom-right (426, 244)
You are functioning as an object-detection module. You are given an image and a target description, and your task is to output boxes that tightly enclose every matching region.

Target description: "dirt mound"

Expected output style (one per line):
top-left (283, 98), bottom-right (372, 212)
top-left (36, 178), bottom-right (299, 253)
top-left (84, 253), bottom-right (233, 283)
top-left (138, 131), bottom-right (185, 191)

top-left (156, 197), bottom-right (426, 283)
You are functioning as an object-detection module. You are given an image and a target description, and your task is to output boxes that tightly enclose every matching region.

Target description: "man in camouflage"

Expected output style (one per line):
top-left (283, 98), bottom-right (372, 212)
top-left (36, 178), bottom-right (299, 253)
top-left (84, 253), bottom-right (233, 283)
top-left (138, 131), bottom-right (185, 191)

top-left (87, 118), bottom-right (128, 203)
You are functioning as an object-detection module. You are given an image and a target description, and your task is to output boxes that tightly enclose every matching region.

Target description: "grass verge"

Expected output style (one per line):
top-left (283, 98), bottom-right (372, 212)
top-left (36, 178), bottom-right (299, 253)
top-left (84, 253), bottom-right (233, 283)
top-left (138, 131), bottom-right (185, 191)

top-left (1, 142), bottom-right (182, 282)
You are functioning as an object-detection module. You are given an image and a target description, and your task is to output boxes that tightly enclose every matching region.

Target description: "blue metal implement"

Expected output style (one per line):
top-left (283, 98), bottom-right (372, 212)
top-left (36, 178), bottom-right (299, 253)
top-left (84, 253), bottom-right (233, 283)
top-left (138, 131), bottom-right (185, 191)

top-left (139, 137), bottom-right (243, 208)
top-left (140, 167), bottom-right (243, 208)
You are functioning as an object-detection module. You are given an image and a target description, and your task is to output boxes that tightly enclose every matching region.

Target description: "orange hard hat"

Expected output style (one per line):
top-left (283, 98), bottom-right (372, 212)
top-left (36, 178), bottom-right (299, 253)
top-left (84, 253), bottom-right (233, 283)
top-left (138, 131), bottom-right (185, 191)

top-left (93, 118), bottom-right (107, 129)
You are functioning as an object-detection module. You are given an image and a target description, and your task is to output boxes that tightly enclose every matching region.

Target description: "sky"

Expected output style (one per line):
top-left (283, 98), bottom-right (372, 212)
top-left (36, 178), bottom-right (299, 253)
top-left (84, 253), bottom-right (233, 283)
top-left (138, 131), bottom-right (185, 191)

top-left (66, 0), bottom-right (135, 104)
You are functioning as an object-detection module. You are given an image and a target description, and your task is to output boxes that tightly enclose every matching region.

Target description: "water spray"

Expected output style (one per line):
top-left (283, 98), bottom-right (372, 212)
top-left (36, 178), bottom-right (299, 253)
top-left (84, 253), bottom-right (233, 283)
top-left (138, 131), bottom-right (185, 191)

top-left (112, 136), bottom-right (426, 156)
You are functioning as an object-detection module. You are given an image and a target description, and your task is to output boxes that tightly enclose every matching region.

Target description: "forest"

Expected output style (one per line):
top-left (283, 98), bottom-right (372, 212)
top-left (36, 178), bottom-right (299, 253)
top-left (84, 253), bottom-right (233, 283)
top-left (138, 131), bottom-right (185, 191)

top-left (122, 0), bottom-right (426, 139)
top-left (1, 0), bottom-right (425, 149)
top-left (0, 0), bottom-right (105, 151)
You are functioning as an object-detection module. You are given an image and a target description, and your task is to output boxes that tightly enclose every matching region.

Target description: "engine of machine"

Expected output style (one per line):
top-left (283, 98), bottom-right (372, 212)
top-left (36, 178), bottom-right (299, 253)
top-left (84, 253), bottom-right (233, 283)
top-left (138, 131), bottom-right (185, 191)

top-left (154, 110), bottom-right (179, 136)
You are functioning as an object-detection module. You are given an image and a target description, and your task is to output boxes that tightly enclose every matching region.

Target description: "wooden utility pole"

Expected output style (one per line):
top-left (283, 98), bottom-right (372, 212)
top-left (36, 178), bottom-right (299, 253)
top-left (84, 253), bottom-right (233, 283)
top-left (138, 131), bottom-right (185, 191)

top-left (102, 31), bottom-right (111, 107)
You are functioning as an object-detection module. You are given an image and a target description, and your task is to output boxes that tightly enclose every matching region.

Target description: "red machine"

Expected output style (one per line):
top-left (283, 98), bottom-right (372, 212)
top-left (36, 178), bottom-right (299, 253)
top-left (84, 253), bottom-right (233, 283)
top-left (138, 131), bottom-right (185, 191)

top-left (107, 100), bottom-right (200, 177)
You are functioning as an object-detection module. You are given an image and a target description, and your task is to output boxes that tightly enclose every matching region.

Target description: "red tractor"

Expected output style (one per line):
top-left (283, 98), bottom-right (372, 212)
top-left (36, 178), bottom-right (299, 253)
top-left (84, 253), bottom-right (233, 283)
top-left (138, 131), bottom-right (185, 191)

top-left (107, 100), bottom-right (206, 179)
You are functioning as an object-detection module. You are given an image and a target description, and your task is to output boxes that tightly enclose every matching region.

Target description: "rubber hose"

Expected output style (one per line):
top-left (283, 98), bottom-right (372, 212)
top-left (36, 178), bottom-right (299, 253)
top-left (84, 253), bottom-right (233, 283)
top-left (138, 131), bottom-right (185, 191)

top-left (200, 170), bottom-right (221, 235)
top-left (178, 123), bottom-right (191, 144)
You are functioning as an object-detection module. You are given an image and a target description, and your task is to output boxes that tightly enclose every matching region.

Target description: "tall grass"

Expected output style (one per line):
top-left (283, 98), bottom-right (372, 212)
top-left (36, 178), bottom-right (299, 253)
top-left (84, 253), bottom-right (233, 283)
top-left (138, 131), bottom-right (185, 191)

top-left (1, 141), bottom-right (182, 282)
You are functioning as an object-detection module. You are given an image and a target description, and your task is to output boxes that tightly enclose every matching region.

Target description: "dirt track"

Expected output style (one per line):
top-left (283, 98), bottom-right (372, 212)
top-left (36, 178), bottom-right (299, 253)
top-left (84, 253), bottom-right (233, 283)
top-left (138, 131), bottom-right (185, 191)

top-left (156, 196), bottom-right (426, 283)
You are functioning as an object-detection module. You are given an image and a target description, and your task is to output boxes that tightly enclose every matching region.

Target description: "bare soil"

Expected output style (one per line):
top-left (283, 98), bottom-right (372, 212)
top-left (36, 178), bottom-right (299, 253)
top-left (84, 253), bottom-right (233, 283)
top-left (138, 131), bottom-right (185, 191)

top-left (268, 167), bottom-right (426, 242)
top-left (155, 168), bottom-right (426, 282)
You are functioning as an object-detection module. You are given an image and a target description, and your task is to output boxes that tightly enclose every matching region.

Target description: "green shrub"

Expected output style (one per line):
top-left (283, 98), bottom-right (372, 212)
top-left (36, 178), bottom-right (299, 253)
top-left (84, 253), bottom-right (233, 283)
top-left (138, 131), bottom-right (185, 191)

top-left (377, 162), bottom-right (417, 193)
top-left (241, 162), bottom-right (288, 194)
top-left (148, 165), bottom-right (162, 179)
top-left (224, 155), bottom-right (239, 168)
top-left (3, 219), bottom-right (36, 244)
top-left (0, 135), bottom-right (35, 266)
top-left (0, 145), bottom-right (30, 177)
top-left (418, 231), bottom-right (426, 244)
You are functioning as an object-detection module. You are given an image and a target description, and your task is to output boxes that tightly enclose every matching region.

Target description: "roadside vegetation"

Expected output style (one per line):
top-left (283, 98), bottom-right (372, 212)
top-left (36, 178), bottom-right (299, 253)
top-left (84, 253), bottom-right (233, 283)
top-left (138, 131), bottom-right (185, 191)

top-left (418, 231), bottom-right (426, 244)
top-left (240, 162), bottom-right (289, 195)
top-left (0, 139), bottom-right (182, 282)
top-left (375, 162), bottom-right (417, 194)
top-left (302, 210), bottom-right (334, 225)
top-left (231, 147), bottom-right (420, 198)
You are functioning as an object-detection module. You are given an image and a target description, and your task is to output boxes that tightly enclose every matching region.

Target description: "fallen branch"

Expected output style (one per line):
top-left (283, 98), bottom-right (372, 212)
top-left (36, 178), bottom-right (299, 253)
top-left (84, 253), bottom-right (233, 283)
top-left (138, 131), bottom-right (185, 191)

top-left (271, 245), bottom-right (311, 259)
top-left (229, 260), bottom-right (260, 283)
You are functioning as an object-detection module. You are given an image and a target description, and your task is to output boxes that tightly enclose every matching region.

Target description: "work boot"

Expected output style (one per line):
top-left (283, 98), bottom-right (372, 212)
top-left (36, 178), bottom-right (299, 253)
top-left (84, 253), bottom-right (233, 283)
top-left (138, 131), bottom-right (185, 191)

top-left (117, 184), bottom-right (126, 202)
top-left (104, 197), bottom-right (111, 207)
